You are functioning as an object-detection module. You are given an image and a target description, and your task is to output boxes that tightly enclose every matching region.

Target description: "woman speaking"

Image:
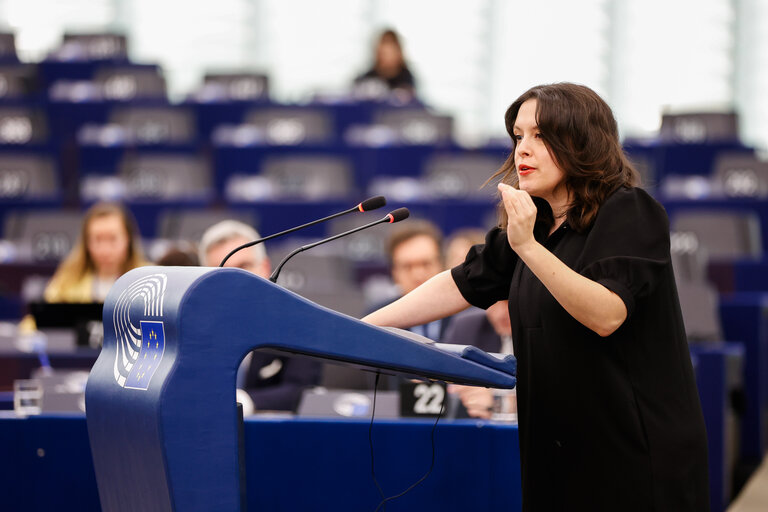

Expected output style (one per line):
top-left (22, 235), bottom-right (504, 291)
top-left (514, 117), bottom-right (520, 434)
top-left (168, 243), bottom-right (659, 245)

top-left (364, 82), bottom-right (709, 511)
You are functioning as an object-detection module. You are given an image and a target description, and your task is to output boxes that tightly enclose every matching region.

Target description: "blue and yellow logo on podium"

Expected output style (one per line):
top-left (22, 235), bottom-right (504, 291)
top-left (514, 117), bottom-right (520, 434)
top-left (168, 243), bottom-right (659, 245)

top-left (124, 321), bottom-right (166, 390)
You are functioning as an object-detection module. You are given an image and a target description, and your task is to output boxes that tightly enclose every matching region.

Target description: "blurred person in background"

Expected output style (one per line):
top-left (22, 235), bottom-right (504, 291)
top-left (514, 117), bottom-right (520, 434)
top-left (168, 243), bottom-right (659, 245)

top-left (443, 300), bottom-right (515, 419)
top-left (200, 220), bottom-right (320, 413)
top-left (444, 228), bottom-right (486, 269)
top-left (354, 28), bottom-right (416, 97)
top-left (363, 220), bottom-right (449, 390)
top-left (381, 219), bottom-right (448, 340)
top-left (444, 228), bottom-right (515, 417)
top-left (156, 246), bottom-right (198, 267)
top-left (44, 202), bottom-right (148, 303)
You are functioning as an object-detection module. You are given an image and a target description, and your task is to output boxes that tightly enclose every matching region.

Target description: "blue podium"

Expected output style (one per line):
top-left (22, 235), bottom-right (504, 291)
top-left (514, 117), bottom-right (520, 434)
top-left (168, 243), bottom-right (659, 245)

top-left (85, 267), bottom-right (516, 512)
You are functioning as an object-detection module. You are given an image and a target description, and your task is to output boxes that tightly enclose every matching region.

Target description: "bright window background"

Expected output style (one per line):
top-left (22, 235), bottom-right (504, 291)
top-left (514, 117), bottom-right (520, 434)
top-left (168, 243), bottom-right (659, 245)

top-left (0, 0), bottom-right (766, 150)
top-left (608, 0), bottom-right (735, 138)
top-left (126, 0), bottom-right (255, 97)
top-left (488, 0), bottom-right (609, 141)
top-left (735, 0), bottom-right (768, 153)
top-left (0, 0), bottom-right (117, 59)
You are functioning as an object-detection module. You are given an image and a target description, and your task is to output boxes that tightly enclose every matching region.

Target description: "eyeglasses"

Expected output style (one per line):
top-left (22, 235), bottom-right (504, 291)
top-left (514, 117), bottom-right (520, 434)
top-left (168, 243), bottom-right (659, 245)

top-left (392, 258), bottom-right (442, 273)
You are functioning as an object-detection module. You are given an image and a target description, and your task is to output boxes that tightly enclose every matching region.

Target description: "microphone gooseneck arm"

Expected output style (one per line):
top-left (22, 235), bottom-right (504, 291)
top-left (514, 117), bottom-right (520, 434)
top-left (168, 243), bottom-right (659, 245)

top-left (218, 196), bottom-right (386, 267)
top-left (269, 208), bottom-right (410, 283)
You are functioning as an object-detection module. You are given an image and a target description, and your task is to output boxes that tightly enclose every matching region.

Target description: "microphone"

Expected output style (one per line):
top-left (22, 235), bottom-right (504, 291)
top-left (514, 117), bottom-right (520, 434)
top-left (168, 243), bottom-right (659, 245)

top-left (218, 196), bottom-right (386, 267)
top-left (269, 207), bottom-right (410, 283)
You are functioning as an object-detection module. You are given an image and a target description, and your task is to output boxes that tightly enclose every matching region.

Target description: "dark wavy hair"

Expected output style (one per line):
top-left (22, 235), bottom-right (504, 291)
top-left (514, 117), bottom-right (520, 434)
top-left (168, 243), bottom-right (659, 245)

top-left (488, 83), bottom-right (639, 233)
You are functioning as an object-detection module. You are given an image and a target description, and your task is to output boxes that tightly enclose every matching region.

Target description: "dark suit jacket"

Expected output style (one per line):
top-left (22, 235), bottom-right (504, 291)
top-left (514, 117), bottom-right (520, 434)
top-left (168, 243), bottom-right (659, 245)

top-left (363, 296), bottom-right (454, 390)
top-left (440, 307), bottom-right (502, 353)
top-left (243, 352), bottom-right (321, 412)
top-left (440, 307), bottom-right (504, 419)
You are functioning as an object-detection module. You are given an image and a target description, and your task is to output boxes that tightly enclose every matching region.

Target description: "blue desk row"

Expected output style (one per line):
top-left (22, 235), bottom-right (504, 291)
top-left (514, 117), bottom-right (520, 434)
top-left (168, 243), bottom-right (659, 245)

top-left (0, 415), bottom-right (522, 512)
top-left (73, 142), bottom-right (507, 191)
top-left (0, 198), bottom-right (499, 242)
top-left (5, 99), bottom-right (419, 146)
top-left (0, 350), bottom-right (99, 391)
top-left (0, 97), bottom-right (753, 189)
top-left (0, 342), bottom-right (743, 512)
top-left (102, 196), bottom-right (768, 255)
top-left (0, 297), bottom-right (760, 512)
top-left (691, 342), bottom-right (745, 511)
top-left (720, 293), bottom-right (768, 462)
top-left (6, 138), bottom-right (749, 185)
top-left (5, 194), bottom-right (768, 252)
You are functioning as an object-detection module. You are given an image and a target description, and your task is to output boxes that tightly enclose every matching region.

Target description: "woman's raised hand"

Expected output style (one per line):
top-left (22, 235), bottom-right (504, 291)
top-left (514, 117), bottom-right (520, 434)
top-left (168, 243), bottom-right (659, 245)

top-left (498, 183), bottom-right (538, 252)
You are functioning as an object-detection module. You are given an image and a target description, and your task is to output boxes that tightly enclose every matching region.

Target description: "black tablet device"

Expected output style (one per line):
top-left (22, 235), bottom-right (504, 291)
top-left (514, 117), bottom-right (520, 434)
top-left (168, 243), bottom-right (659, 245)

top-left (29, 302), bottom-right (104, 328)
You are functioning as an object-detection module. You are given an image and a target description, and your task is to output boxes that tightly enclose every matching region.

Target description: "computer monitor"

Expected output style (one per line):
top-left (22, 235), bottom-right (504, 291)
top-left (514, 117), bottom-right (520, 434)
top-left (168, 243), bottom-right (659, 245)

top-left (29, 302), bottom-right (104, 347)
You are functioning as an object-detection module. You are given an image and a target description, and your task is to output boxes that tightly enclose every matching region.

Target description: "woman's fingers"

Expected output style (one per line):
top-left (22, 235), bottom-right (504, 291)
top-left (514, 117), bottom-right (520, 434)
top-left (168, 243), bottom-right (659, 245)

top-left (499, 183), bottom-right (538, 250)
top-left (499, 183), bottom-right (536, 220)
top-left (510, 191), bottom-right (529, 217)
top-left (498, 183), bottom-right (518, 217)
top-left (520, 189), bottom-right (536, 208)
top-left (498, 183), bottom-right (523, 219)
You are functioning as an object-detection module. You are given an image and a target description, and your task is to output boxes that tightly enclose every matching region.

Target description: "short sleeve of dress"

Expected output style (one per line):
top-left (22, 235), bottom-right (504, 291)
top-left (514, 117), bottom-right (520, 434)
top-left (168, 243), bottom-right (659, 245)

top-left (451, 227), bottom-right (518, 309)
top-left (580, 187), bottom-right (671, 319)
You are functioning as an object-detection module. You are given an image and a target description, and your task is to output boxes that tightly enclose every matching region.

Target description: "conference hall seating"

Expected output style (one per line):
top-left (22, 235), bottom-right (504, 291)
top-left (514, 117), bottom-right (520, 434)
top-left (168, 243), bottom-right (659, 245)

top-left (0, 30), bottom-right (767, 512)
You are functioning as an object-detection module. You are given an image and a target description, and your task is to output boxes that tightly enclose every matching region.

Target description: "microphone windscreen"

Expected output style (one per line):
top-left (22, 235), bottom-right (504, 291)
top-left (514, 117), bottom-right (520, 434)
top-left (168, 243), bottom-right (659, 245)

top-left (388, 207), bottom-right (410, 223)
top-left (359, 195), bottom-right (386, 212)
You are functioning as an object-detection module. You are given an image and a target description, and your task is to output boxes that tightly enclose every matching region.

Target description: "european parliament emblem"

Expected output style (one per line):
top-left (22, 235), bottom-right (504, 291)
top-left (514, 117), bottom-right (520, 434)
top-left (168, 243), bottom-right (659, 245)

top-left (124, 321), bottom-right (165, 390)
top-left (112, 273), bottom-right (167, 388)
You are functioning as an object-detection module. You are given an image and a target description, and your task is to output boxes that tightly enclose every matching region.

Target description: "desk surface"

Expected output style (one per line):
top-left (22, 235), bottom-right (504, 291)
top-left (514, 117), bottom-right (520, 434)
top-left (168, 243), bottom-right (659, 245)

top-left (0, 349), bottom-right (99, 391)
top-left (0, 414), bottom-right (521, 512)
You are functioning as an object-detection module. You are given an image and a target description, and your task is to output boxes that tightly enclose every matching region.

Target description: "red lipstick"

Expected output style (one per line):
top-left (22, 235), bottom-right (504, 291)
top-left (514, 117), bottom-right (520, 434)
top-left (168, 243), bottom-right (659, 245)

top-left (518, 164), bottom-right (534, 176)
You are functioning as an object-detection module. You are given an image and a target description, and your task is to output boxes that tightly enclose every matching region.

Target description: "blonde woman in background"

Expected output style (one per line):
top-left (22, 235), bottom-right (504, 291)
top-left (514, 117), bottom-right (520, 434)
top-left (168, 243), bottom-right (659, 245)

top-left (44, 202), bottom-right (149, 303)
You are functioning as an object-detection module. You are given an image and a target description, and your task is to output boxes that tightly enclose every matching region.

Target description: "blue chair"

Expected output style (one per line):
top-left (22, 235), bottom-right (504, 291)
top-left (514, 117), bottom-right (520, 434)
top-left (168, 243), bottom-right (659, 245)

top-left (94, 66), bottom-right (167, 102)
top-left (0, 106), bottom-right (48, 145)
top-left (0, 32), bottom-right (18, 62)
top-left (0, 64), bottom-right (40, 100)
top-left (659, 112), bottom-right (740, 144)
top-left (711, 152), bottom-right (768, 199)
top-left (0, 153), bottom-right (59, 202)
top-left (671, 209), bottom-right (762, 261)
top-left (244, 106), bottom-right (335, 145)
top-left (2, 208), bottom-right (81, 263)
top-left (421, 152), bottom-right (502, 199)
top-left (118, 153), bottom-right (212, 201)
top-left (373, 107), bottom-right (454, 145)
top-left (690, 342), bottom-right (745, 512)
top-left (195, 72), bottom-right (269, 103)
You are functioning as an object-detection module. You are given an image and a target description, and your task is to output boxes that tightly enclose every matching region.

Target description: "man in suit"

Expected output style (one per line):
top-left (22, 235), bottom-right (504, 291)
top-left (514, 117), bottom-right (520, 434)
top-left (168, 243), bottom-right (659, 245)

top-left (442, 300), bottom-right (516, 419)
top-left (352, 220), bottom-right (451, 391)
top-left (385, 219), bottom-right (451, 339)
top-left (200, 220), bottom-right (321, 413)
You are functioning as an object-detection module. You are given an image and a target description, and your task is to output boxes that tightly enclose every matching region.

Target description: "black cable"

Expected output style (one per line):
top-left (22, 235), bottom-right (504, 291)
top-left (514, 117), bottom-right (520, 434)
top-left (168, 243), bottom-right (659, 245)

top-left (372, 382), bottom-right (446, 512)
top-left (369, 373), bottom-right (387, 508)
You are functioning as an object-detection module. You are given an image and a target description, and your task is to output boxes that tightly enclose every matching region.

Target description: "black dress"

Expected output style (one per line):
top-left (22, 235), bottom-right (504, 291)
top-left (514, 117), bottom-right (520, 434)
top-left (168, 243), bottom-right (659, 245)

top-left (243, 352), bottom-right (321, 411)
top-left (451, 187), bottom-right (709, 511)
